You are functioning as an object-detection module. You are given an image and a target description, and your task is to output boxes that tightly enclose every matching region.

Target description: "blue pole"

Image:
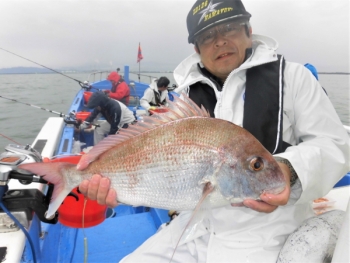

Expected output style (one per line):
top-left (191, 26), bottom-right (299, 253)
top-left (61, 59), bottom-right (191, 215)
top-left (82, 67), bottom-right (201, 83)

top-left (124, 65), bottom-right (130, 84)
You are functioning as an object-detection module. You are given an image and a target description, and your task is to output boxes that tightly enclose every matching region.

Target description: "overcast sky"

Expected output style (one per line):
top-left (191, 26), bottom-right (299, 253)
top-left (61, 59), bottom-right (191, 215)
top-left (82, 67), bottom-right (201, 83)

top-left (0, 0), bottom-right (349, 72)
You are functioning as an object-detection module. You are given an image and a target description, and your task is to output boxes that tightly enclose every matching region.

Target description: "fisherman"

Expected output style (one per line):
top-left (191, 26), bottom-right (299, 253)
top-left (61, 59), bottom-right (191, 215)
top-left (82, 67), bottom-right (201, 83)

top-left (78, 0), bottom-right (349, 262)
top-left (104, 71), bottom-right (130, 106)
top-left (140, 76), bottom-right (170, 113)
top-left (80, 91), bottom-right (136, 144)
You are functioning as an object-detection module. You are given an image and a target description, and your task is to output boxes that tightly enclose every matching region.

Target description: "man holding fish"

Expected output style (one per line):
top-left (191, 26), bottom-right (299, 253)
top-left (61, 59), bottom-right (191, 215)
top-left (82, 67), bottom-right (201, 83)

top-left (76, 0), bottom-right (349, 262)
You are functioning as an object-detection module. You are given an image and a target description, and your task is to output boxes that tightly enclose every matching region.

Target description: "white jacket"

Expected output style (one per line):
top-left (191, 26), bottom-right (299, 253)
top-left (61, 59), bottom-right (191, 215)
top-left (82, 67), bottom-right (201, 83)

top-left (121, 34), bottom-right (350, 263)
top-left (117, 100), bottom-right (135, 128)
top-left (140, 79), bottom-right (168, 110)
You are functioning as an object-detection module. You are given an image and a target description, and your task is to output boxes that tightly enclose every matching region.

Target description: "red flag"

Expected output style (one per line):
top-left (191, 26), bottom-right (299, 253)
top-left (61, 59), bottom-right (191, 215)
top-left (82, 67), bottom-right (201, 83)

top-left (137, 43), bottom-right (143, 63)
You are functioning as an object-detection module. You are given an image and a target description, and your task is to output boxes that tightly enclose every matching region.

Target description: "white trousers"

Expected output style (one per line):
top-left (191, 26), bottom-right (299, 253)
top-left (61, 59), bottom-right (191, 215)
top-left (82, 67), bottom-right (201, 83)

top-left (120, 184), bottom-right (310, 263)
top-left (93, 120), bottom-right (110, 145)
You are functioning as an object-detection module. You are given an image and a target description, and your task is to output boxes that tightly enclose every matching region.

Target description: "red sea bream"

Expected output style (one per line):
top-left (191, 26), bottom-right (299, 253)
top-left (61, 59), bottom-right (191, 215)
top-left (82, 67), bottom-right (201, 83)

top-left (19, 94), bottom-right (286, 219)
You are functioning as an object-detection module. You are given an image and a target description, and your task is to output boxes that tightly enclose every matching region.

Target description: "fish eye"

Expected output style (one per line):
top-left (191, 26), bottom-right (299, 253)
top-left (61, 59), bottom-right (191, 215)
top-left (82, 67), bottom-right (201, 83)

top-left (249, 157), bottom-right (264, 171)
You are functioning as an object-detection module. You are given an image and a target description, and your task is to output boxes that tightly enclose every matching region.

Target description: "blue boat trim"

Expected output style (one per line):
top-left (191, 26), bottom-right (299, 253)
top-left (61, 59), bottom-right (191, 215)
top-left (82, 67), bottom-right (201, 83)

top-left (334, 172), bottom-right (350, 188)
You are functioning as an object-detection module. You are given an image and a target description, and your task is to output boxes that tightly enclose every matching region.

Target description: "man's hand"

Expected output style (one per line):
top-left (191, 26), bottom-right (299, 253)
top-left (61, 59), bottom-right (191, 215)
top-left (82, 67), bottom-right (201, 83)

top-left (78, 174), bottom-right (118, 208)
top-left (79, 121), bottom-right (90, 130)
top-left (243, 162), bottom-right (291, 213)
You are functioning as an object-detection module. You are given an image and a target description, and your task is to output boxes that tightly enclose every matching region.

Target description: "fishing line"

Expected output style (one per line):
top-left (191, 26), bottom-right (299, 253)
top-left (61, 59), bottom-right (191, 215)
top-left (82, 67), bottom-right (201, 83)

top-left (0, 133), bottom-right (22, 145)
top-left (0, 47), bottom-right (87, 88)
top-left (82, 197), bottom-right (88, 263)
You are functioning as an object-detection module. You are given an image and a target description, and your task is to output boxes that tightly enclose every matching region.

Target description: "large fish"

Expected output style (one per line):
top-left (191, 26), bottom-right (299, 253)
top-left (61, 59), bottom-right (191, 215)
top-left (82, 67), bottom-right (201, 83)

top-left (19, 94), bottom-right (286, 219)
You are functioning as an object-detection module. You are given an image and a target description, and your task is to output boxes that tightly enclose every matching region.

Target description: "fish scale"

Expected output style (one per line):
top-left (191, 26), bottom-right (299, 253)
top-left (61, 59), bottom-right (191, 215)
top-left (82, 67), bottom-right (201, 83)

top-left (19, 94), bottom-right (286, 219)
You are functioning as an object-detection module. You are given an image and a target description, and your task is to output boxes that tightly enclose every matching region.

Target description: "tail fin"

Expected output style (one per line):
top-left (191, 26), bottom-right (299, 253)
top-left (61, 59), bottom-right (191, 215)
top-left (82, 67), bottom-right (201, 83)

top-left (18, 162), bottom-right (76, 218)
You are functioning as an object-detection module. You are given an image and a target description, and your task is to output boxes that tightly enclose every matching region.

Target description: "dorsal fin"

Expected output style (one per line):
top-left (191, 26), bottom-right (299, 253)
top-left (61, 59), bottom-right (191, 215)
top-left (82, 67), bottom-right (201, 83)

top-left (76, 93), bottom-right (210, 170)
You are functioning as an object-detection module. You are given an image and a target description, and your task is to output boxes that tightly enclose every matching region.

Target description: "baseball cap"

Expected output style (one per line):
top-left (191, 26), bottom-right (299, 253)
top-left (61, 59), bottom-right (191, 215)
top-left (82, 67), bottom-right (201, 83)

top-left (187, 0), bottom-right (251, 44)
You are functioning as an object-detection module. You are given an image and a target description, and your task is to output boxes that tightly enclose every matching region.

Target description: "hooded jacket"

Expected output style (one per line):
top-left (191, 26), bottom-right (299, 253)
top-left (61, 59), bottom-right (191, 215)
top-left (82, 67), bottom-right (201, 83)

top-left (121, 34), bottom-right (350, 263)
top-left (107, 71), bottom-right (130, 105)
top-left (140, 79), bottom-right (168, 110)
top-left (86, 91), bottom-right (122, 135)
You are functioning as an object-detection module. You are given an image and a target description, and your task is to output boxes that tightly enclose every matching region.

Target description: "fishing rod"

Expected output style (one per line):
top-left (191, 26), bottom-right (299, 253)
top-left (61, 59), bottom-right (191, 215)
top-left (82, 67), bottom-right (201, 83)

top-left (0, 94), bottom-right (70, 118)
top-left (0, 47), bottom-right (90, 89)
top-left (0, 95), bottom-right (99, 127)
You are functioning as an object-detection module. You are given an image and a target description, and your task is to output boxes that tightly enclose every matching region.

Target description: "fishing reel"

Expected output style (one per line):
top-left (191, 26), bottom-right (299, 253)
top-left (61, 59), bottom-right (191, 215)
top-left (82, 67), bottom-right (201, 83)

top-left (80, 80), bottom-right (92, 91)
top-left (64, 110), bottom-right (100, 129)
top-left (0, 144), bottom-right (58, 225)
top-left (0, 144), bottom-right (43, 183)
top-left (64, 110), bottom-right (81, 128)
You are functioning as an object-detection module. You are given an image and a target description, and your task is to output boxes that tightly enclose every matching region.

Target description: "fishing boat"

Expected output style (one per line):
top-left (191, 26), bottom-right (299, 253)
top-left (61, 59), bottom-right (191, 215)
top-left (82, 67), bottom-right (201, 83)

top-left (0, 65), bottom-right (349, 263)
top-left (0, 66), bottom-right (175, 263)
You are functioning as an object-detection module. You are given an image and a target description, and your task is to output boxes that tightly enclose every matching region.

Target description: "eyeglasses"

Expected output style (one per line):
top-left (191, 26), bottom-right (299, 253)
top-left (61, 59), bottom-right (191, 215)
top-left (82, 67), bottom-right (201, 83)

top-left (195, 21), bottom-right (246, 46)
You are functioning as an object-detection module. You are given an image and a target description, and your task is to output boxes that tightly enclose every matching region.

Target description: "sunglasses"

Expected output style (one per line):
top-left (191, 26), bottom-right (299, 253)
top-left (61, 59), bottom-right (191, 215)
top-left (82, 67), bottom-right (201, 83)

top-left (196, 21), bottom-right (247, 46)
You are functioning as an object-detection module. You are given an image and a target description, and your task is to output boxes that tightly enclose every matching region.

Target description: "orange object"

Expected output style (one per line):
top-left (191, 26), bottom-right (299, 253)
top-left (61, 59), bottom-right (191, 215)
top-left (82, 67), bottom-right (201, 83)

top-left (49, 155), bottom-right (107, 228)
top-left (149, 108), bottom-right (169, 115)
top-left (83, 91), bottom-right (93, 104)
top-left (75, 111), bottom-right (90, 121)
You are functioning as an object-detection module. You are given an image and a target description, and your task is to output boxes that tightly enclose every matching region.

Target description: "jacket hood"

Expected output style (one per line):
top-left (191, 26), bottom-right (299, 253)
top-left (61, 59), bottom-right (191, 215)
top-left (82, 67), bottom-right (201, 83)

top-left (86, 91), bottom-right (109, 108)
top-left (149, 79), bottom-right (159, 92)
top-left (107, 71), bottom-right (121, 82)
top-left (174, 34), bottom-right (278, 89)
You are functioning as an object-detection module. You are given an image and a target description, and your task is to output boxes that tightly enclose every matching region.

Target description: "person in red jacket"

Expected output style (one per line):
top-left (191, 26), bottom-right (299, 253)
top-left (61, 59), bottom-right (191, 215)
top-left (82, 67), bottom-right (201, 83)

top-left (105, 71), bottom-right (130, 106)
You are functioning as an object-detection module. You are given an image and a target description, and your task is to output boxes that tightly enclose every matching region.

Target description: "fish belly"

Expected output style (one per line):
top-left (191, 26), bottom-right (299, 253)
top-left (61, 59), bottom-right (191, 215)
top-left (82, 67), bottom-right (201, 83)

top-left (97, 145), bottom-right (230, 211)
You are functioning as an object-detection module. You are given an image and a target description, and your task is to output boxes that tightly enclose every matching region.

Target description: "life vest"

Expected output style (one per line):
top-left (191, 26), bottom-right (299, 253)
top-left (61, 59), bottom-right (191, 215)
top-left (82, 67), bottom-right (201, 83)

top-left (188, 55), bottom-right (290, 154)
top-left (150, 90), bottom-right (167, 106)
top-left (111, 80), bottom-right (123, 93)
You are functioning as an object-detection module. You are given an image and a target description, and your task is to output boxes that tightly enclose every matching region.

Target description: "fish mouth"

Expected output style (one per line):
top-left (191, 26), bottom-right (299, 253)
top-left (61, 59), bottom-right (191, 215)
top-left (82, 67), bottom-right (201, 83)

top-left (216, 52), bottom-right (234, 60)
top-left (263, 185), bottom-right (286, 195)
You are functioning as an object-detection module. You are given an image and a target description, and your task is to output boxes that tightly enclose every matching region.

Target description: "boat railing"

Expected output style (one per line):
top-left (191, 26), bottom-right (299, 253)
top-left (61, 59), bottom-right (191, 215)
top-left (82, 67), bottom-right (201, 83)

top-left (87, 70), bottom-right (111, 83)
top-left (129, 72), bottom-right (158, 83)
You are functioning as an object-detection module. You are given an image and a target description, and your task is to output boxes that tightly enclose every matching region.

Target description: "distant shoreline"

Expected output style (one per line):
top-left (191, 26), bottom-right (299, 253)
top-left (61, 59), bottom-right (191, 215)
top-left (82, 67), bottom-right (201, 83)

top-left (318, 72), bottom-right (350, 75)
top-left (0, 67), bottom-right (348, 75)
top-left (1, 71), bottom-right (349, 75)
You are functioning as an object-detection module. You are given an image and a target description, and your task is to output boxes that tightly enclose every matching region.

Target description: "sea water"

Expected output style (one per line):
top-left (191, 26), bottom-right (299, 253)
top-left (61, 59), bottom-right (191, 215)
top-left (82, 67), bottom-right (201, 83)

top-left (0, 72), bottom-right (349, 150)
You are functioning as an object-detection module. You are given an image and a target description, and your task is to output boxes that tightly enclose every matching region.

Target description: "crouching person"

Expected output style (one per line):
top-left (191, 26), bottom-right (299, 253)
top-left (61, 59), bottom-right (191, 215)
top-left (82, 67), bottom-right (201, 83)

top-left (80, 91), bottom-right (136, 145)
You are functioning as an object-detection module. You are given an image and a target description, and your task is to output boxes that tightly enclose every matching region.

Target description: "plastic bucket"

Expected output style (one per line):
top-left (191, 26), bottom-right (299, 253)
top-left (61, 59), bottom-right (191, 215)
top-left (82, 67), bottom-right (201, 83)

top-left (75, 111), bottom-right (90, 121)
top-left (83, 91), bottom-right (93, 104)
top-left (46, 155), bottom-right (107, 228)
top-left (149, 108), bottom-right (169, 115)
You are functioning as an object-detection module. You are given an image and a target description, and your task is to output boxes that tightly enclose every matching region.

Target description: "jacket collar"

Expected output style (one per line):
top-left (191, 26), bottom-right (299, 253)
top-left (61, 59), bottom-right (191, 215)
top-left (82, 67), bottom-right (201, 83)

top-left (174, 34), bottom-right (279, 93)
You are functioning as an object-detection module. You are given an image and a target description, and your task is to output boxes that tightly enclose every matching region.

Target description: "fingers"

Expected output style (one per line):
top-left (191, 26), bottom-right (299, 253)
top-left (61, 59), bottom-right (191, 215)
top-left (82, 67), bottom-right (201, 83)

top-left (86, 174), bottom-right (102, 201)
top-left (260, 185), bottom-right (291, 206)
top-left (105, 189), bottom-right (118, 208)
top-left (243, 199), bottom-right (278, 213)
top-left (243, 179), bottom-right (291, 213)
top-left (78, 174), bottom-right (118, 208)
top-left (78, 179), bottom-right (90, 196)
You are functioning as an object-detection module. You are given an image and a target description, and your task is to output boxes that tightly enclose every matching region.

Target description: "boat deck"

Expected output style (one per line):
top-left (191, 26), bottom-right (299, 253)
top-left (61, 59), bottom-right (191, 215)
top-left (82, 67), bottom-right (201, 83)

top-left (21, 206), bottom-right (169, 262)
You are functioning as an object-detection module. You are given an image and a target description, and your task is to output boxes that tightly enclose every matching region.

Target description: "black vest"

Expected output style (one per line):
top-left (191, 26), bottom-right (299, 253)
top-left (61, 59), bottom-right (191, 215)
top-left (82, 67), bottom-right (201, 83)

top-left (188, 55), bottom-right (290, 154)
top-left (150, 90), bottom-right (166, 106)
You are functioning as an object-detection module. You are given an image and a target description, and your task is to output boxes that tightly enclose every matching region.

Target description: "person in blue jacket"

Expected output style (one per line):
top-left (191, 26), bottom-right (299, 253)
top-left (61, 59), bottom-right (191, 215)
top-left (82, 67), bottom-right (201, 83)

top-left (304, 63), bottom-right (327, 94)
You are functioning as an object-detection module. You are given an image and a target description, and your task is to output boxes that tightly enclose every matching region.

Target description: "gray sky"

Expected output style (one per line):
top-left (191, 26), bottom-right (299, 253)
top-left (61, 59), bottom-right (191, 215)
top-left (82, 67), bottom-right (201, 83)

top-left (0, 0), bottom-right (349, 72)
